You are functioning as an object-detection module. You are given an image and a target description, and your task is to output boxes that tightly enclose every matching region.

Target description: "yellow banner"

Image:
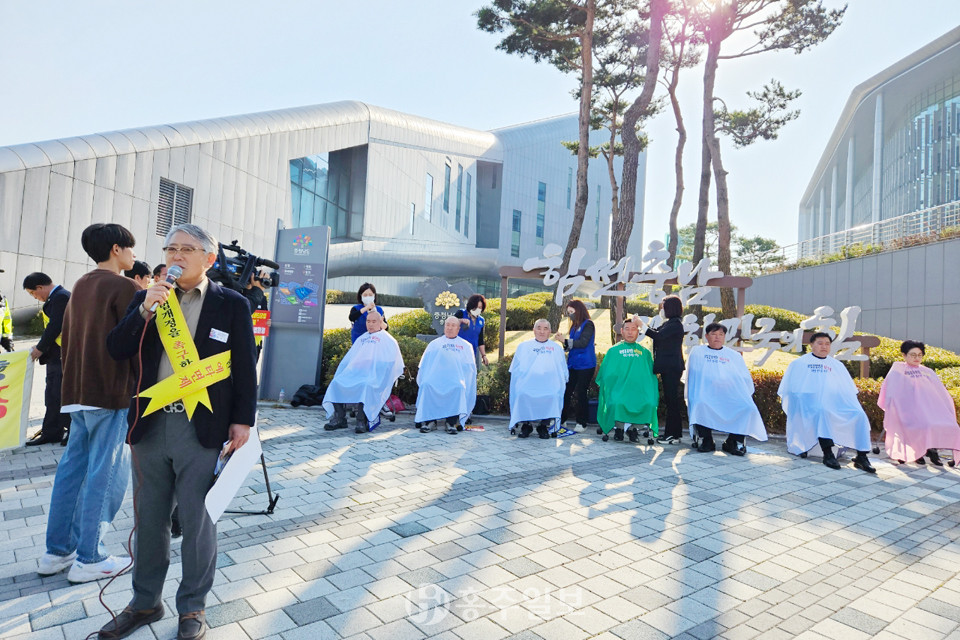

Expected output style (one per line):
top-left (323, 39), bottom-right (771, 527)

top-left (0, 351), bottom-right (34, 451)
top-left (139, 293), bottom-right (231, 419)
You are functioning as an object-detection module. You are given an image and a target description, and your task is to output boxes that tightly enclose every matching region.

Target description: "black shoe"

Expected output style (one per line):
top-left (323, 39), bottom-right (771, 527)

top-left (596, 427), bottom-right (603, 435)
top-left (916, 456), bottom-right (926, 465)
top-left (822, 450), bottom-right (841, 470)
top-left (324, 421), bottom-right (347, 431)
top-left (60, 432), bottom-right (69, 446)
top-left (721, 440), bottom-right (745, 456)
top-left (177, 611), bottom-right (206, 640)
top-left (171, 513), bottom-right (182, 539)
top-left (927, 449), bottom-right (944, 466)
top-left (355, 425), bottom-right (367, 434)
top-left (98, 605), bottom-right (165, 639)
top-left (536, 424), bottom-right (550, 439)
top-left (446, 425), bottom-right (458, 434)
top-left (697, 439), bottom-right (716, 453)
top-left (602, 434), bottom-right (609, 442)
top-left (854, 454), bottom-right (876, 474)
top-left (627, 428), bottom-right (639, 443)
top-left (613, 428), bottom-right (624, 442)
top-left (518, 424), bottom-right (533, 438)
top-left (26, 436), bottom-right (62, 446)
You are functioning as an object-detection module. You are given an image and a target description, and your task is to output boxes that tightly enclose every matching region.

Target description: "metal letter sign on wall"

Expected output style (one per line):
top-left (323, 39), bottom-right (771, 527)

top-left (259, 226), bottom-right (331, 401)
top-left (524, 241), bottom-right (869, 364)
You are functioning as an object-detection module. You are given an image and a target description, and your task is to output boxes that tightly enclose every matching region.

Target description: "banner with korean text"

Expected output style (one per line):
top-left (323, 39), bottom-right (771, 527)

top-left (0, 351), bottom-right (34, 451)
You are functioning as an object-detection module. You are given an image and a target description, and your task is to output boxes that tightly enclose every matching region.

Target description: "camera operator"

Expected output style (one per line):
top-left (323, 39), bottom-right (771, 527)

top-left (243, 269), bottom-right (271, 361)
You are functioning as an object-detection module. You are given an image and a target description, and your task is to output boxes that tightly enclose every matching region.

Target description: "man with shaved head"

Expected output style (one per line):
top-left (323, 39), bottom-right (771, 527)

top-left (596, 318), bottom-right (659, 443)
top-left (415, 315), bottom-right (477, 434)
top-left (509, 319), bottom-right (568, 439)
top-left (323, 310), bottom-right (404, 433)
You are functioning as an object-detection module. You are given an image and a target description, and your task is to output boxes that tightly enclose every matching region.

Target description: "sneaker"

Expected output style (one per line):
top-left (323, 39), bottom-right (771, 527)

top-left (656, 436), bottom-right (680, 445)
top-left (67, 555), bottom-right (129, 583)
top-left (37, 551), bottom-right (76, 576)
top-left (613, 428), bottom-right (624, 442)
top-left (446, 425), bottom-right (458, 434)
top-left (573, 424), bottom-right (586, 433)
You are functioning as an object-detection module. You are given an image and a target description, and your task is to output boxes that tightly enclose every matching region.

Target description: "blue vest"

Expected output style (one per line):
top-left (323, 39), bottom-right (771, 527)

top-left (567, 320), bottom-right (597, 370)
top-left (351, 304), bottom-right (385, 342)
top-left (457, 310), bottom-right (485, 355)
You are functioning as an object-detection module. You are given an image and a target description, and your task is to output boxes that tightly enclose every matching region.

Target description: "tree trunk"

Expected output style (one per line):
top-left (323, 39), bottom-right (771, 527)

top-left (551, 0), bottom-right (596, 327)
top-left (693, 39), bottom-right (720, 266)
top-left (664, 67), bottom-right (686, 291)
top-left (613, 0), bottom-right (666, 263)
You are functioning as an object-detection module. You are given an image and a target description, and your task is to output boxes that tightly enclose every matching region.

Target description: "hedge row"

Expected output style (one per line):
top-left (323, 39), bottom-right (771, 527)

top-left (325, 289), bottom-right (423, 307)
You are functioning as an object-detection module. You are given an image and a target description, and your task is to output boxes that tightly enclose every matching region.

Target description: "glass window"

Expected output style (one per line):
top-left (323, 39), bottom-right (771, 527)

top-left (536, 181), bottom-right (546, 246)
top-left (464, 173), bottom-right (472, 237)
top-left (424, 173), bottom-right (433, 221)
top-left (455, 164), bottom-right (463, 232)
top-left (443, 164), bottom-right (451, 213)
top-left (511, 209), bottom-right (522, 258)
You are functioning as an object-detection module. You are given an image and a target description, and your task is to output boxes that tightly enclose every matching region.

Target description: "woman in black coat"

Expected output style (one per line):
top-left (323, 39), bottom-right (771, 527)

top-left (644, 295), bottom-right (686, 444)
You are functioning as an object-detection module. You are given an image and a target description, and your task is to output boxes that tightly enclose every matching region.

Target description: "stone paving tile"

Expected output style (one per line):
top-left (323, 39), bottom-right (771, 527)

top-left (4, 407), bottom-right (960, 640)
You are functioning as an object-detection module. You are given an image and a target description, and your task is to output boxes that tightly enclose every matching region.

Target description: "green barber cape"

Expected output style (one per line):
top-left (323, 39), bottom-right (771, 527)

top-left (596, 340), bottom-right (659, 435)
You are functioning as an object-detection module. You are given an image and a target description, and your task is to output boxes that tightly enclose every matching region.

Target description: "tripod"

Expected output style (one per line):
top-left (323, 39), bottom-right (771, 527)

top-left (224, 453), bottom-right (280, 516)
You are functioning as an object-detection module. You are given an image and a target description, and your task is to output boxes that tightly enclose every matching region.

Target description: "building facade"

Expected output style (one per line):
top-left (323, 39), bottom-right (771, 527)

top-left (0, 101), bottom-right (645, 317)
top-left (798, 26), bottom-right (960, 254)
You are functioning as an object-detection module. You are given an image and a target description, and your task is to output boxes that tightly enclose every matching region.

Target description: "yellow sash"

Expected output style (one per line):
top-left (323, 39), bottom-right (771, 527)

top-left (138, 293), bottom-right (232, 418)
top-left (40, 311), bottom-right (62, 346)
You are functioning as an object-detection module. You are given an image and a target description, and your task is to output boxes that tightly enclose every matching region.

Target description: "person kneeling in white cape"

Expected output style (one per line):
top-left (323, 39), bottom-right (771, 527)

top-left (778, 332), bottom-right (875, 473)
top-left (323, 311), bottom-right (403, 433)
top-left (415, 316), bottom-right (477, 434)
top-left (687, 323), bottom-right (767, 456)
top-left (509, 319), bottom-right (568, 439)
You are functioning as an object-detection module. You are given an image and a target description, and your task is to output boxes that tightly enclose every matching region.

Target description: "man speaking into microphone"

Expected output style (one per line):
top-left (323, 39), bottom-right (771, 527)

top-left (102, 224), bottom-right (257, 640)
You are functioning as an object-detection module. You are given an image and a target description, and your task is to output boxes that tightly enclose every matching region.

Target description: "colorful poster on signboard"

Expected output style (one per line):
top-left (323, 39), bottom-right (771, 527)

top-left (0, 351), bottom-right (34, 451)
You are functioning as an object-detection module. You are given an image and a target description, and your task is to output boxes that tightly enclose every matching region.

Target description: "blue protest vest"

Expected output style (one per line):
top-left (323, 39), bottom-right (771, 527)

top-left (567, 320), bottom-right (597, 370)
top-left (457, 310), bottom-right (485, 355)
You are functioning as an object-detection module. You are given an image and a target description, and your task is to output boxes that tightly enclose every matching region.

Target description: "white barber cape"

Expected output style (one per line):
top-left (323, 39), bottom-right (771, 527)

top-left (686, 345), bottom-right (767, 441)
top-left (414, 335), bottom-right (477, 426)
top-left (778, 352), bottom-right (872, 455)
top-left (508, 338), bottom-right (568, 433)
top-left (322, 330), bottom-right (404, 428)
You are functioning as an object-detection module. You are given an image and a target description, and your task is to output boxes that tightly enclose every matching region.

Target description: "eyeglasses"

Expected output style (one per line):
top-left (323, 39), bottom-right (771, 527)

top-left (162, 245), bottom-right (203, 256)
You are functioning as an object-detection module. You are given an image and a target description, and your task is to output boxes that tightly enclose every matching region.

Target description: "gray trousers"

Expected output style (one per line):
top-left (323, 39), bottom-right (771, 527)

top-left (130, 410), bottom-right (219, 614)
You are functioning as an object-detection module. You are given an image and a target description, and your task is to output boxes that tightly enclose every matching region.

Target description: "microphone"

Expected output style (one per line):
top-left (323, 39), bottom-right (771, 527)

top-left (148, 265), bottom-right (183, 313)
top-left (259, 258), bottom-right (280, 269)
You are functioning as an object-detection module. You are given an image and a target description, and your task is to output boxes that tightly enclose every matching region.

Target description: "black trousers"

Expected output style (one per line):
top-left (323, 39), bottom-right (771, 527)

top-left (561, 367), bottom-right (593, 426)
top-left (41, 359), bottom-right (71, 439)
top-left (660, 370), bottom-right (684, 439)
top-left (694, 424), bottom-right (744, 444)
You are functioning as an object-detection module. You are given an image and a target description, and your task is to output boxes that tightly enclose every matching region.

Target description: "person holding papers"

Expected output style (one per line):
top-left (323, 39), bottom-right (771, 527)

top-left (415, 316), bottom-right (477, 434)
top-left (509, 319), bottom-right (568, 439)
top-left (596, 318), bottom-right (659, 443)
top-left (686, 323), bottom-right (767, 455)
top-left (878, 340), bottom-right (960, 466)
top-left (778, 332), bottom-right (875, 473)
top-left (102, 224), bottom-right (257, 640)
top-left (323, 310), bottom-right (404, 434)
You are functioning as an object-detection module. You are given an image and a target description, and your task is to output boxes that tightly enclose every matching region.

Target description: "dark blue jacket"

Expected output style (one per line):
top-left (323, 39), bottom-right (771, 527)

top-left (37, 285), bottom-right (70, 365)
top-left (107, 281), bottom-right (258, 449)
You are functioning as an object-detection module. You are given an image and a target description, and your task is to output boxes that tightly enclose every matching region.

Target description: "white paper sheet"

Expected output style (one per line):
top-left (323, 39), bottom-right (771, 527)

top-left (204, 427), bottom-right (263, 523)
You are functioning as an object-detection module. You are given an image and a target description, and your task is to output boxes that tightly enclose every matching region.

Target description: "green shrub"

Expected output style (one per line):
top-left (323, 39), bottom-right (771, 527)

top-left (938, 367), bottom-right (960, 389)
top-left (319, 328), bottom-right (353, 386)
top-left (750, 370), bottom-right (787, 434)
top-left (325, 289), bottom-right (422, 307)
top-left (325, 289), bottom-right (345, 304)
top-left (388, 310), bottom-right (435, 337)
top-left (624, 298), bottom-right (659, 317)
top-left (486, 292), bottom-right (554, 331)
top-left (394, 336), bottom-right (427, 403)
top-left (479, 357), bottom-right (513, 414)
top-left (483, 312), bottom-right (500, 354)
top-left (859, 336), bottom-right (960, 379)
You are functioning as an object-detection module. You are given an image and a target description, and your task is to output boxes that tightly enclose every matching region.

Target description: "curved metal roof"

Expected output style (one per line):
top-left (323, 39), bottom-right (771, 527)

top-left (801, 25), bottom-right (960, 204)
top-left (0, 100), bottom-right (503, 173)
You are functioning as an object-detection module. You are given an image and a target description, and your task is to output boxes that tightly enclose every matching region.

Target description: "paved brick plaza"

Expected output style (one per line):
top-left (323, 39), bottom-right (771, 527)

top-left (2, 408), bottom-right (960, 640)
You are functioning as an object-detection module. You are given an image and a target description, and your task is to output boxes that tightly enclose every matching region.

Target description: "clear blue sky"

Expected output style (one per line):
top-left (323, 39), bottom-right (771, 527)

top-left (1, 0), bottom-right (958, 250)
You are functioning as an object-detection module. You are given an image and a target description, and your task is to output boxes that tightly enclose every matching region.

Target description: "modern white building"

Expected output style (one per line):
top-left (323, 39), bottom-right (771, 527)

top-left (0, 101), bottom-right (645, 317)
top-left (798, 26), bottom-right (960, 255)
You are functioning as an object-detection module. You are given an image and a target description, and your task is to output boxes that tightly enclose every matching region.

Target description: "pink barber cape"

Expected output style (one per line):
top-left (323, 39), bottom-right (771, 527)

top-left (878, 362), bottom-right (960, 461)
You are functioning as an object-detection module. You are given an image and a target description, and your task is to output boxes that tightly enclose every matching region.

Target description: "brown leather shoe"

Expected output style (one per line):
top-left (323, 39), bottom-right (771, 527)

top-left (98, 605), bottom-right (164, 639)
top-left (178, 610), bottom-right (207, 640)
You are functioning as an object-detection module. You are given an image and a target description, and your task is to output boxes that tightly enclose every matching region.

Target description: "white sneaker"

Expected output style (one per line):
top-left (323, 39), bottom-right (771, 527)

top-left (37, 551), bottom-right (77, 576)
top-left (573, 424), bottom-right (586, 433)
top-left (67, 555), bottom-right (130, 583)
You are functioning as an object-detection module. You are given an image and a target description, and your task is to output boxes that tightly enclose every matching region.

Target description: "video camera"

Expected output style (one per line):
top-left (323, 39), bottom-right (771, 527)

top-left (207, 240), bottom-right (280, 293)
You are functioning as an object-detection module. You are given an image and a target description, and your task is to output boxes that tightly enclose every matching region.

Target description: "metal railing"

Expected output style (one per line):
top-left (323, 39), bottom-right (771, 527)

top-left (776, 201), bottom-right (960, 267)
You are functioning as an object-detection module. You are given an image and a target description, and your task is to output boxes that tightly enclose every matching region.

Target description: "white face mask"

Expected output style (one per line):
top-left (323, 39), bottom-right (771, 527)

top-left (470, 308), bottom-right (481, 317)
top-left (361, 296), bottom-right (375, 305)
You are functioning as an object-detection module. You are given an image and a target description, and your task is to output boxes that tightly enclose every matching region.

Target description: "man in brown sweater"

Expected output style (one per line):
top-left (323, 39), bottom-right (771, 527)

top-left (37, 223), bottom-right (140, 584)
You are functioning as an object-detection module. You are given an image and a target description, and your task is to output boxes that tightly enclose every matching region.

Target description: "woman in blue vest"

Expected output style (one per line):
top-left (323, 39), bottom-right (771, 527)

top-left (555, 299), bottom-right (596, 433)
top-left (454, 294), bottom-right (488, 367)
top-left (348, 283), bottom-right (387, 343)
